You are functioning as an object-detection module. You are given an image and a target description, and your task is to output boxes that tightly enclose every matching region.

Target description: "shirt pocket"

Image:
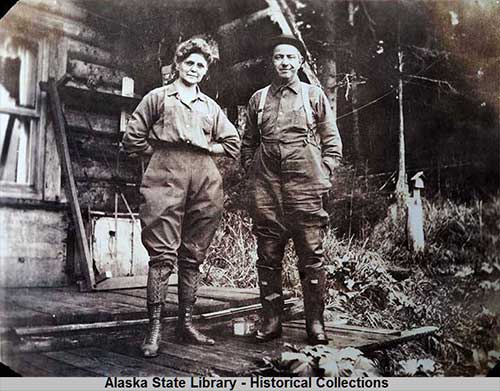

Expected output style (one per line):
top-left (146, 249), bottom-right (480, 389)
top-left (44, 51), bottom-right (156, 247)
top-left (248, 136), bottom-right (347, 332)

top-left (201, 114), bottom-right (214, 137)
top-left (291, 106), bottom-right (307, 129)
top-left (161, 104), bottom-right (177, 131)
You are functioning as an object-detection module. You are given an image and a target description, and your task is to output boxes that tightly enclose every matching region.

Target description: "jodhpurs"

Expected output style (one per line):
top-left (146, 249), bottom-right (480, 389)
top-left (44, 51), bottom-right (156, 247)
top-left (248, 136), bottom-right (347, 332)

top-left (139, 144), bottom-right (223, 270)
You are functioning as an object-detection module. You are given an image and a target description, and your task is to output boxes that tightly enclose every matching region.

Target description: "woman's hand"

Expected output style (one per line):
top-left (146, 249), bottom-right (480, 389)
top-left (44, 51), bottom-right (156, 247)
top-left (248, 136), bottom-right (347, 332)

top-left (208, 143), bottom-right (224, 155)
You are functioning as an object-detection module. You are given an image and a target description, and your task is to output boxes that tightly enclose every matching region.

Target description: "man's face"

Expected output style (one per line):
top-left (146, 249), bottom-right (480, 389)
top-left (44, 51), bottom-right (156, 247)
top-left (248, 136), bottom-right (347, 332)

top-left (272, 44), bottom-right (303, 82)
top-left (161, 65), bottom-right (173, 85)
top-left (176, 53), bottom-right (208, 86)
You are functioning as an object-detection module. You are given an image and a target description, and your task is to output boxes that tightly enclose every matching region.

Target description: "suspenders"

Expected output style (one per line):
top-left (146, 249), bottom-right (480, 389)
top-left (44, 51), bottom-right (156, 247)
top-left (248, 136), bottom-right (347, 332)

top-left (301, 83), bottom-right (314, 131)
top-left (256, 82), bottom-right (314, 139)
top-left (257, 85), bottom-right (270, 132)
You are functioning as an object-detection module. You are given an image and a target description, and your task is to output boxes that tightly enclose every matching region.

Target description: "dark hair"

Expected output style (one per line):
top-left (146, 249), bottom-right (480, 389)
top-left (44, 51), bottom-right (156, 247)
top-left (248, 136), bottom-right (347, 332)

top-left (174, 37), bottom-right (217, 66)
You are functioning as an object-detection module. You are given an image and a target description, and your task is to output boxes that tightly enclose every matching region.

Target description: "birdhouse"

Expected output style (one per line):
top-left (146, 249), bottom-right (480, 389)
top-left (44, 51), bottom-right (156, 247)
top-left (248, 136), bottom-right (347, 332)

top-left (410, 171), bottom-right (424, 198)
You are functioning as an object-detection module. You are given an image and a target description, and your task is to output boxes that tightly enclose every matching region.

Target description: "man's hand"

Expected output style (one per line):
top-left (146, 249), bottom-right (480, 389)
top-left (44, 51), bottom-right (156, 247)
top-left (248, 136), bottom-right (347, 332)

top-left (322, 160), bottom-right (333, 177)
top-left (322, 157), bottom-right (341, 178)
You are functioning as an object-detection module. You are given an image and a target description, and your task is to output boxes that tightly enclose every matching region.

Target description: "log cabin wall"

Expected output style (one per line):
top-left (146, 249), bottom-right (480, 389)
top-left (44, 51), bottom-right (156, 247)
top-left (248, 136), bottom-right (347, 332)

top-left (0, 0), bottom-right (138, 287)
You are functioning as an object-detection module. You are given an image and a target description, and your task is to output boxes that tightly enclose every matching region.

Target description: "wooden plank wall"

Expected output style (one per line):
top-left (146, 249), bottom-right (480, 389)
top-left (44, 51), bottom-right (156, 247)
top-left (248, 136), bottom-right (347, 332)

top-left (0, 208), bottom-right (70, 287)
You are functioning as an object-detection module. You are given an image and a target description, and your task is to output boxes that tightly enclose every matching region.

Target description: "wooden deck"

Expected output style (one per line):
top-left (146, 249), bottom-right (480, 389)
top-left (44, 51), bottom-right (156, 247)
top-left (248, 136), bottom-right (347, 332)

top-left (0, 286), bottom-right (437, 376)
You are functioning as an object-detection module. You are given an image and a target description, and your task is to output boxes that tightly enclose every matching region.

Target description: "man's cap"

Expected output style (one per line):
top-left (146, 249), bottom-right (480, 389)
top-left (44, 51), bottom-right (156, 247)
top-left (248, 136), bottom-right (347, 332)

top-left (268, 34), bottom-right (306, 57)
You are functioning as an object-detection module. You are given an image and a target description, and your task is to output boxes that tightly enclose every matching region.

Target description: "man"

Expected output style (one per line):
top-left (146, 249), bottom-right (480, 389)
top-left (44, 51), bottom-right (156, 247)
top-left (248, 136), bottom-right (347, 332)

top-left (122, 38), bottom-right (239, 357)
top-left (241, 35), bottom-right (342, 345)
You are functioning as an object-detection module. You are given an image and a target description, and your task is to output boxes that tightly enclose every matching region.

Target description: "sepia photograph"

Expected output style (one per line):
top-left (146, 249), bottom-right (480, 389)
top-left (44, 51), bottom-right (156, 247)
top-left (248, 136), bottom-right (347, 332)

top-left (0, 0), bottom-right (498, 381)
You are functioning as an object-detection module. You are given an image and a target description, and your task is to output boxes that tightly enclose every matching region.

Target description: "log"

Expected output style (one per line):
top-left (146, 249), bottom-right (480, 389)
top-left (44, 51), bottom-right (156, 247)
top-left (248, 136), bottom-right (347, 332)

top-left (216, 13), bottom-right (278, 66)
top-left (65, 109), bottom-right (119, 134)
top-left (67, 59), bottom-right (129, 89)
top-left (217, 8), bottom-right (272, 37)
top-left (67, 38), bottom-right (115, 67)
top-left (3, 3), bottom-right (110, 49)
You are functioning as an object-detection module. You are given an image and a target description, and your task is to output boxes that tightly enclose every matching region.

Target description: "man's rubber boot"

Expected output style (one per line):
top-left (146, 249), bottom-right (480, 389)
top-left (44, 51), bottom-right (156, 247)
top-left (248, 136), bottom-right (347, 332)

top-left (301, 265), bottom-right (328, 345)
top-left (256, 265), bottom-right (284, 342)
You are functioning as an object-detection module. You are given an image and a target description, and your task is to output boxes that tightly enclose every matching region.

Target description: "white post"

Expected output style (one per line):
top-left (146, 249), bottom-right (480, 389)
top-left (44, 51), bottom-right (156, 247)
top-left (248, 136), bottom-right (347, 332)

top-left (407, 172), bottom-right (425, 253)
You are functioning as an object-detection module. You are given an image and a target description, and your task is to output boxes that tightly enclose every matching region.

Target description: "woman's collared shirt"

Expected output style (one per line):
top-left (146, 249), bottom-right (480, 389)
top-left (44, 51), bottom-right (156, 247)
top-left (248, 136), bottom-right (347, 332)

top-left (122, 83), bottom-right (240, 159)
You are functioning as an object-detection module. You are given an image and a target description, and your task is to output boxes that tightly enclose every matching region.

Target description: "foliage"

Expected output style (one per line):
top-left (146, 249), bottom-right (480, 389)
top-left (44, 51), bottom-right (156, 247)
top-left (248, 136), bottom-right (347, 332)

top-left (203, 210), bottom-right (257, 288)
top-left (395, 358), bottom-right (436, 376)
top-left (369, 195), bottom-right (500, 277)
top-left (203, 209), bottom-right (301, 292)
top-left (325, 163), bottom-right (392, 239)
top-left (267, 344), bottom-right (381, 377)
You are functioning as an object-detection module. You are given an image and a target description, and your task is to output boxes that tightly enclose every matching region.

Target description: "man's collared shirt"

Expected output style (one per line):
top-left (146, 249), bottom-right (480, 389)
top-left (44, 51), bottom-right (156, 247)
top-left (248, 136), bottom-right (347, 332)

top-left (241, 76), bottom-right (342, 174)
top-left (122, 83), bottom-right (240, 159)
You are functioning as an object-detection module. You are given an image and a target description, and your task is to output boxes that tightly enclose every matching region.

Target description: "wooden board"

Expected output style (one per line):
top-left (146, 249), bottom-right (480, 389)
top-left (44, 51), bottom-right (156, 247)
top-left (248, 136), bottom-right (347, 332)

top-left (59, 85), bottom-right (140, 114)
top-left (43, 36), bottom-right (68, 202)
top-left (0, 207), bottom-right (69, 288)
top-left (109, 340), bottom-right (220, 376)
top-left (124, 286), bottom-right (253, 308)
top-left (4, 352), bottom-right (96, 376)
top-left (0, 299), bottom-right (51, 328)
top-left (4, 322), bottom-right (162, 354)
top-left (42, 78), bottom-right (96, 291)
top-left (45, 347), bottom-right (189, 377)
top-left (288, 319), bottom-right (401, 337)
top-left (2, 287), bottom-right (145, 325)
top-left (118, 287), bottom-right (231, 314)
top-left (0, 286), bottom-right (240, 328)
top-left (167, 286), bottom-right (261, 307)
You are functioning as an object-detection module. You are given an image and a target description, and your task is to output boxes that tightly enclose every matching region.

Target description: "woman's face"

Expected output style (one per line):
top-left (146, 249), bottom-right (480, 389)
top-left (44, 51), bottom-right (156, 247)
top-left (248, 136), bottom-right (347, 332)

top-left (176, 53), bottom-right (208, 86)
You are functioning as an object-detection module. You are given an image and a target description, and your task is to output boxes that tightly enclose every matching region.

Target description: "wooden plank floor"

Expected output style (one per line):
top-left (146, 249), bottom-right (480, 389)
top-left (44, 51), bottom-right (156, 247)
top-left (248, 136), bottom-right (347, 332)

top-left (0, 285), bottom-right (256, 328)
top-left (0, 286), bottom-right (437, 376)
top-left (2, 319), bottom-right (437, 376)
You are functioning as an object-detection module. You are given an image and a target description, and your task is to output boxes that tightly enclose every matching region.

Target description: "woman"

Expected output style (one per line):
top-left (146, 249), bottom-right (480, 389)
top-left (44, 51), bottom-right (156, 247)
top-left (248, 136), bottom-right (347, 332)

top-left (122, 38), bottom-right (240, 357)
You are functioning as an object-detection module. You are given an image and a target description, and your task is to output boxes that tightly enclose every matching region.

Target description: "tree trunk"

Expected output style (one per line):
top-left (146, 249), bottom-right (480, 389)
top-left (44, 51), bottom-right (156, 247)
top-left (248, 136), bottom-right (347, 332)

top-left (319, 59), bottom-right (338, 119)
top-left (351, 68), bottom-right (361, 166)
top-left (395, 50), bottom-right (408, 200)
top-left (349, 1), bottom-right (361, 166)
